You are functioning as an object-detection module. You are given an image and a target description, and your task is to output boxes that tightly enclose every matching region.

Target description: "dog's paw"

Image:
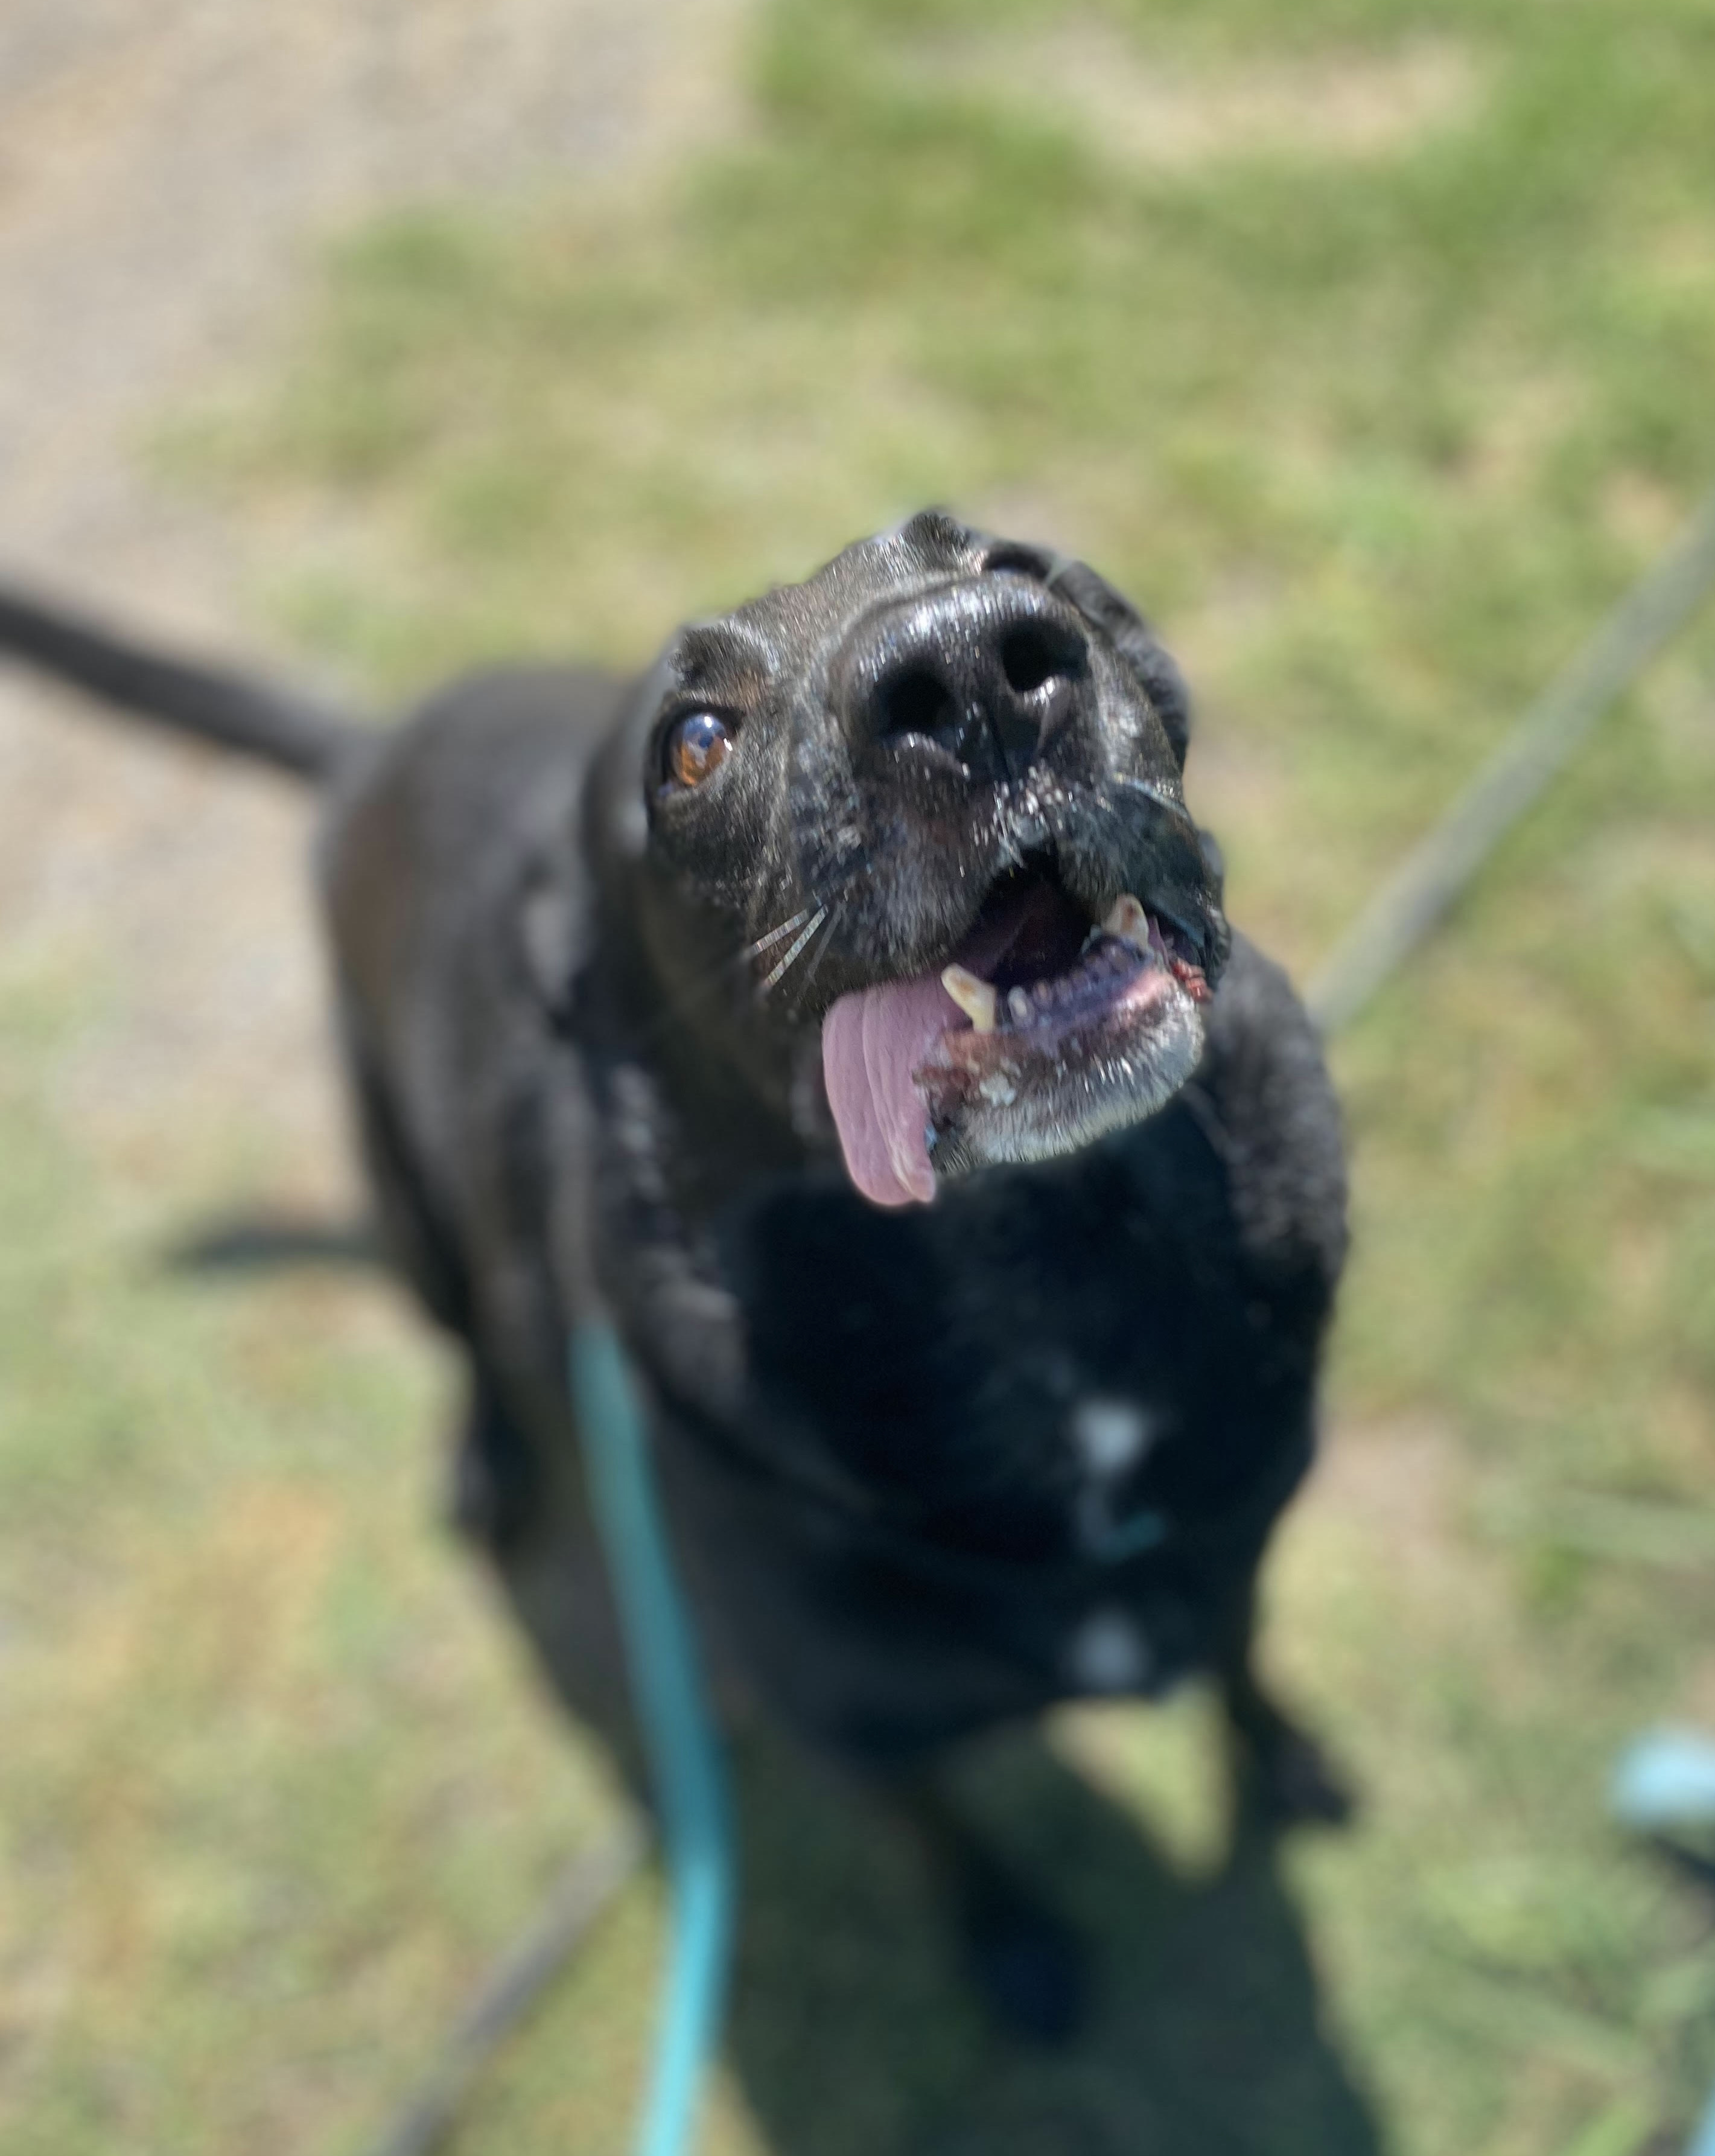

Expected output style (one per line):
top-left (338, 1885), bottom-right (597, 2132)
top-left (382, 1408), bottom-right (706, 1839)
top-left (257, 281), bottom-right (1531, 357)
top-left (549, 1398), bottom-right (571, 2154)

top-left (1237, 1725), bottom-right (1358, 1834)
top-left (447, 1383), bottom-right (538, 1554)
top-left (959, 1885), bottom-right (1092, 2045)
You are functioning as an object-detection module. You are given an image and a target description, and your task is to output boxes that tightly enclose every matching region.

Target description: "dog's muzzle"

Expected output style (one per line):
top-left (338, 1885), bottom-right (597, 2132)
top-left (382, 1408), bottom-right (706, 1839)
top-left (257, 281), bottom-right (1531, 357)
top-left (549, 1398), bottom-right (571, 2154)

top-left (812, 581), bottom-right (1217, 1209)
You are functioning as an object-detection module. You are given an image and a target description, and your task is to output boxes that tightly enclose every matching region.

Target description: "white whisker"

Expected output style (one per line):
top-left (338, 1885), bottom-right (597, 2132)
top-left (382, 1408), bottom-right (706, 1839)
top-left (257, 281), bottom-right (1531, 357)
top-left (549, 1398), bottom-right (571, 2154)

top-left (744, 908), bottom-right (817, 960)
top-left (759, 906), bottom-right (827, 994)
top-left (789, 905), bottom-right (839, 1013)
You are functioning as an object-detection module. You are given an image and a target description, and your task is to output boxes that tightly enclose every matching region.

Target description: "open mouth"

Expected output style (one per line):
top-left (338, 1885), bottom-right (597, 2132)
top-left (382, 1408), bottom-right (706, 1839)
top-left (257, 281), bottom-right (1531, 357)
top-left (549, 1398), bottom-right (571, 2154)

top-left (822, 861), bottom-right (1211, 1208)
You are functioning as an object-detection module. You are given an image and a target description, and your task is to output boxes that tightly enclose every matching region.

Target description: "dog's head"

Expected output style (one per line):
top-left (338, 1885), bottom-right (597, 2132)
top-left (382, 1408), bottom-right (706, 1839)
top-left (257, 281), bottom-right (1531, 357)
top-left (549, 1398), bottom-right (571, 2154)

top-left (600, 510), bottom-right (1230, 1207)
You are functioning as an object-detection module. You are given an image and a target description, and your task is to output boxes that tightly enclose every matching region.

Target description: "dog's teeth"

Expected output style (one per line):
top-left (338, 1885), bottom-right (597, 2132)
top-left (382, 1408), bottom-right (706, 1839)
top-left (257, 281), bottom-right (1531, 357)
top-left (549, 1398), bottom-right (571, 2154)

top-left (1102, 894), bottom-right (1151, 954)
top-left (1007, 986), bottom-right (1031, 1026)
top-left (941, 965), bottom-right (997, 1033)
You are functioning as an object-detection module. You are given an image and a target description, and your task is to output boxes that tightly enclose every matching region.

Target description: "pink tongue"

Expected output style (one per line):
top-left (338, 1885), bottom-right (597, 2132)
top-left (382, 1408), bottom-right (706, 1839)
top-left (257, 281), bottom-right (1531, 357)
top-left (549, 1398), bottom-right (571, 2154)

top-left (821, 972), bottom-right (959, 1207)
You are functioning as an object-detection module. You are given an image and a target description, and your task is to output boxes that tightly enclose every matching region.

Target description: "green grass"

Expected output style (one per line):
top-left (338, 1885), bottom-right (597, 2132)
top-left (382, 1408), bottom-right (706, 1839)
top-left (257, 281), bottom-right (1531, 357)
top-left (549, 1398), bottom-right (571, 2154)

top-left (10, 0), bottom-right (1715, 2148)
top-left (0, 961), bottom-right (629, 2154)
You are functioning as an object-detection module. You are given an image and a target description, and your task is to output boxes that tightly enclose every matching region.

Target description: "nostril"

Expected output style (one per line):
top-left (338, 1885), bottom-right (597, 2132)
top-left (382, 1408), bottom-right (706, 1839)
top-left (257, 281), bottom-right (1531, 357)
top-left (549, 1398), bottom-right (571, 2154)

top-left (880, 665), bottom-right (959, 739)
top-left (1000, 622), bottom-right (1081, 697)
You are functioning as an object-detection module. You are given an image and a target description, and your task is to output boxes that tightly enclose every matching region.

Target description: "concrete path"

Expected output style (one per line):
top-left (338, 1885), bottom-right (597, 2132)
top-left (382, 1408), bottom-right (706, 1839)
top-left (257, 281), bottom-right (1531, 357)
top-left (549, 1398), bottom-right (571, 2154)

top-left (0, 0), bottom-right (746, 1173)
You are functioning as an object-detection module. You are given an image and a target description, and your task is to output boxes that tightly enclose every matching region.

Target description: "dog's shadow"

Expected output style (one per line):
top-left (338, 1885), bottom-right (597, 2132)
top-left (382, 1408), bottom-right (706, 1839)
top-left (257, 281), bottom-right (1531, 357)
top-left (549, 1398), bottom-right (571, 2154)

top-left (724, 1727), bottom-right (1381, 2156)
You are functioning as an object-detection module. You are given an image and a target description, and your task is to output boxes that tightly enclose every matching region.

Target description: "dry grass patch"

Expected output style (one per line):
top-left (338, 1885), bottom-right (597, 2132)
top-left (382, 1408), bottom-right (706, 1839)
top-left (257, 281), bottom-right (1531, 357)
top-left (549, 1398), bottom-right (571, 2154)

top-left (914, 22), bottom-right (1484, 173)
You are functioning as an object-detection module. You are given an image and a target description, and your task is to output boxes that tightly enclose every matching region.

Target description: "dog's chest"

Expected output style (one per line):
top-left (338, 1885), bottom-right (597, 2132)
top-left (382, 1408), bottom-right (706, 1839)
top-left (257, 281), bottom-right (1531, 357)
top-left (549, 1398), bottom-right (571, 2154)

top-left (724, 1127), bottom-right (1281, 1564)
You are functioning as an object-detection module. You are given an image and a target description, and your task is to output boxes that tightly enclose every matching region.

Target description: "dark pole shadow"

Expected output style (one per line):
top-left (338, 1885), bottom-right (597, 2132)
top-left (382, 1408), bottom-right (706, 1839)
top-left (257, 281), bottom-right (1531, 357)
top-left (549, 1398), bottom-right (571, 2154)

top-left (162, 1210), bottom-right (381, 1275)
top-left (721, 1724), bottom-right (1385, 2156)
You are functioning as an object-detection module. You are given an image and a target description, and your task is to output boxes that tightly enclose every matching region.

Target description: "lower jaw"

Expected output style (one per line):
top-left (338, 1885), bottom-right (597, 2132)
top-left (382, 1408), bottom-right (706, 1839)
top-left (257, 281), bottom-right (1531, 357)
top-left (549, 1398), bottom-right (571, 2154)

top-left (920, 971), bottom-right (1205, 1178)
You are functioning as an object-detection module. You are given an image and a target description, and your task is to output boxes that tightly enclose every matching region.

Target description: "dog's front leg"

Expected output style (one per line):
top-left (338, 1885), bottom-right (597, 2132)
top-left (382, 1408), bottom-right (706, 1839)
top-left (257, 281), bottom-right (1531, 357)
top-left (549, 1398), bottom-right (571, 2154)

top-left (447, 1363), bottom-right (542, 1555)
top-left (1215, 1580), bottom-right (1355, 1831)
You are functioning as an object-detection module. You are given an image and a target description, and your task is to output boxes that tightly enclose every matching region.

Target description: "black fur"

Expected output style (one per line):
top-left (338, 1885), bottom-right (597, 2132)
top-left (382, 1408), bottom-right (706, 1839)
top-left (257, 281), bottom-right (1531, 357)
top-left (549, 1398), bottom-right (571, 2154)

top-left (0, 511), bottom-right (1351, 2033)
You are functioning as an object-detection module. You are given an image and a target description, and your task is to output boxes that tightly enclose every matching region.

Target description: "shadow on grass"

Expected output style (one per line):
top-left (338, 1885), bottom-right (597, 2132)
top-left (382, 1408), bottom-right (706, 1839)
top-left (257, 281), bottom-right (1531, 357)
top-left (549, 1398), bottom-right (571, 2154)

top-left (491, 1497), bottom-right (1382, 2154)
top-left (723, 1729), bottom-right (1382, 2156)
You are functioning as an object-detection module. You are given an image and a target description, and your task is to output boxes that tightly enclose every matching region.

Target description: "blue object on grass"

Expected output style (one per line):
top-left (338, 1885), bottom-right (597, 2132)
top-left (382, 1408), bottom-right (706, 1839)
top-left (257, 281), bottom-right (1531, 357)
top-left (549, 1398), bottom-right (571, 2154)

top-left (1610, 1727), bottom-right (1715, 1834)
top-left (570, 1322), bottom-right (734, 2156)
top-left (1611, 1727), bottom-right (1715, 2156)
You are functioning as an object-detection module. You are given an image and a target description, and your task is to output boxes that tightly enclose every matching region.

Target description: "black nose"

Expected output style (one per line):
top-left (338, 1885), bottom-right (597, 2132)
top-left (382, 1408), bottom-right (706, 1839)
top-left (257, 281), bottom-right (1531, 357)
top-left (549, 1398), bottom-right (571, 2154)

top-left (838, 581), bottom-right (1091, 783)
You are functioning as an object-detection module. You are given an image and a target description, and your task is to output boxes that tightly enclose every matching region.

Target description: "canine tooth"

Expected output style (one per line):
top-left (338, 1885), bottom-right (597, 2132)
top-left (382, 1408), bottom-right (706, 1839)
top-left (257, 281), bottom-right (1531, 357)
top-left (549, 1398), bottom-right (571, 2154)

top-left (1007, 986), bottom-right (1031, 1025)
top-left (1102, 893), bottom-right (1151, 954)
top-left (941, 964), bottom-right (997, 1033)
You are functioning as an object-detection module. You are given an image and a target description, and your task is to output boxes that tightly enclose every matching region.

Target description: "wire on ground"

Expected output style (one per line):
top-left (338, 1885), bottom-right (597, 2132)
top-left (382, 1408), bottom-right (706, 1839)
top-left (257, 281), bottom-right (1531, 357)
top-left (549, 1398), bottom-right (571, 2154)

top-left (1307, 485), bottom-right (1715, 1037)
top-left (364, 1822), bottom-right (647, 2156)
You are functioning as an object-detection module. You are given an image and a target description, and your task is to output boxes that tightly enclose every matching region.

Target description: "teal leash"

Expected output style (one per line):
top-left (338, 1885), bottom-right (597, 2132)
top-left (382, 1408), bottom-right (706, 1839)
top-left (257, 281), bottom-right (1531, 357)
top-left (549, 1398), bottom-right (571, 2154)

top-left (569, 1323), bottom-right (734, 2156)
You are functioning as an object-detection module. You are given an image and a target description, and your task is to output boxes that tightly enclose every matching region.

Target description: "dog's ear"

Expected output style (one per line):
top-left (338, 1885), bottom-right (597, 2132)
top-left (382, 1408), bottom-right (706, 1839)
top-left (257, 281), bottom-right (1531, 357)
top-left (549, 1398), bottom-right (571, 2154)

top-left (1045, 557), bottom-right (1193, 769)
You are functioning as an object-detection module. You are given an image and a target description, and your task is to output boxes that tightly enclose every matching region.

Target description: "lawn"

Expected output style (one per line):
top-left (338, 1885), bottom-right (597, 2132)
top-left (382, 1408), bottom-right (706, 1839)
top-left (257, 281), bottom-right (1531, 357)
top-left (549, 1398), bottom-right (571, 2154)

top-left (5, 0), bottom-right (1715, 2149)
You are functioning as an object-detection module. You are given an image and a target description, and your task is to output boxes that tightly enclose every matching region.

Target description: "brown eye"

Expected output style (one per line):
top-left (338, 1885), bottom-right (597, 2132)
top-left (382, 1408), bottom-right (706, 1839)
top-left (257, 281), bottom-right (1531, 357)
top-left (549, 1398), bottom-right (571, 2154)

top-left (665, 711), bottom-right (733, 790)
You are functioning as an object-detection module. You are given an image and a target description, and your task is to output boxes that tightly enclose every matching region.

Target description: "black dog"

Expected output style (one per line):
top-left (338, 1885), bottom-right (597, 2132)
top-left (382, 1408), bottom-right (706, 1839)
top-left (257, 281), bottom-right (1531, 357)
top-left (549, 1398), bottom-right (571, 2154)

top-left (0, 511), bottom-right (1349, 2038)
